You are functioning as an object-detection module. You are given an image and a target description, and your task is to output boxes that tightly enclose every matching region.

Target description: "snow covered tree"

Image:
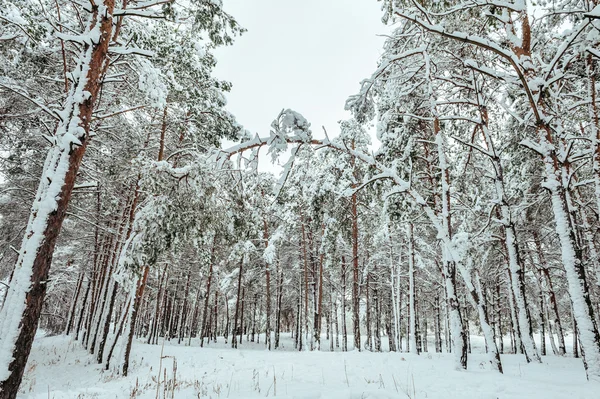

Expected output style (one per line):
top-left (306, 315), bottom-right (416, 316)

top-left (0, 0), bottom-right (241, 395)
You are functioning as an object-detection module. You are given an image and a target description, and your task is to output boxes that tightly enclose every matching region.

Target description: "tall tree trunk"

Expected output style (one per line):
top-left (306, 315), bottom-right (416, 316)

top-left (330, 281), bottom-right (335, 351)
top-left (0, 3), bottom-right (117, 395)
top-left (177, 269), bottom-right (192, 344)
top-left (435, 292), bottom-right (442, 353)
top-left (534, 232), bottom-right (566, 355)
top-left (275, 262), bottom-right (283, 349)
top-left (90, 259), bottom-right (116, 355)
top-left (296, 280), bottom-right (302, 351)
top-left (540, 293), bottom-right (546, 356)
top-left (200, 242), bottom-right (215, 346)
top-left (408, 223), bottom-right (418, 355)
top-left (75, 278), bottom-right (91, 341)
top-left (96, 280), bottom-right (119, 364)
top-left (300, 215), bottom-right (310, 344)
top-left (390, 246), bottom-right (401, 353)
top-left (149, 265), bottom-right (167, 345)
top-left (239, 287), bottom-right (245, 344)
top-left (188, 288), bottom-right (201, 345)
top-left (334, 300), bottom-right (340, 349)
top-left (374, 285), bottom-right (381, 352)
top-left (65, 270), bottom-right (84, 335)
top-left (341, 256), bottom-right (348, 352)
top-left (105, 299), bottom-right (130, 370)
top-left (351, 177), bottom-right (361, 352)
top-left (422, 317), bottom-right (428, 353)
top-left (251, 294), bottom-right (257, 342)
top-left (365, 273), bottom-right (372, 351)
top-left (314, 248), bottom-right (324, 350)
top-left (212, 291), bottom-right (218, 343)
top-left (224, 294), bottom-right (229, 344)
top-left (85, 232), bottom-right (113, 348)
top-left (506, 270), bottom-right (521, 354)
top-left (232, 258), bottom-right (244, 349)
top-left (496, 283), bottom-right (504, 354)
top-left (122, 265), bottom-right (150, 376)
top-left (478, 95), bottom-right (540, 363)
top-left (546, 178), bottom-right (600, 377)
top-left (263, 218), bottom-right (272, 350)
top-left (434, 122), bottom-right (467, 370)
top-left (158, 271), bottom-right (170, 343)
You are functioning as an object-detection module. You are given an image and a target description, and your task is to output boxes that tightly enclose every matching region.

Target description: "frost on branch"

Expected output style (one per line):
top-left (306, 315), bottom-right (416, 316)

top-left (267, 109), bottom-right (313, 162)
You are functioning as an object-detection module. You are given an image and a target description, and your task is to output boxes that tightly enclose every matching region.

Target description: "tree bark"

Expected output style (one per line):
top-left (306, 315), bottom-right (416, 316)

top-left (534, 233), bottom-right (566, 355)
top-left (75, 278), bottom-right (91, 341)
top-left (232, 258), bottom-right (244, 349)
top-left (408, 223), bottom-right (418, 355)
top-left (341, 256), bottom-right (348, 352)
top-left (122, 265), bottom-right (150, 376)
top-left (351, 172), bottom-right (361, 352)
top-left (177, 268), bottom-right (192, 344)
top-left (263, 218), bottom-right (272, 350)
top-left (149, 265), bottom-right (167, 345)
top-left (65, 269), bottom-right (84, 335)
top-left (275, 262), bottom-right (283, 349)
top-left (96, 280), bottom-right (119, 364)
top-left (0, 3), bottom-right (117, 395)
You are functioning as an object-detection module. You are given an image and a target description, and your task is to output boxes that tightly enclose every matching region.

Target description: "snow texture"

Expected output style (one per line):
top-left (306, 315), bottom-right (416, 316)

top-left (17, 333), bottom-right (600, 398)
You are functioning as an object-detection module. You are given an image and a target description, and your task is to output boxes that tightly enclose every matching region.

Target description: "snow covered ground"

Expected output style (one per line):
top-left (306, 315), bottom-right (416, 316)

top-left (19, 333), bottom-right (599, 398)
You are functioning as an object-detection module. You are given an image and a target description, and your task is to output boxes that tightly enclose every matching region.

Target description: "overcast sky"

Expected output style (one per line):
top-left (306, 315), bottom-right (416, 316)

top-left (213, 0), bottom-right (388, 167)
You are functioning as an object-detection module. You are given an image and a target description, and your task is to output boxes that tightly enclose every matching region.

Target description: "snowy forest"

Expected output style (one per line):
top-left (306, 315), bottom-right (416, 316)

top-left (1, 0), bottom-right (600, 398)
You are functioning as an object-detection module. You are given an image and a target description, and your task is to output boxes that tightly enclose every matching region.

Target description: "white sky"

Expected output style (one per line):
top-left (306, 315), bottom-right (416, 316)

top-left (214, 0), bottom-right (387, 168)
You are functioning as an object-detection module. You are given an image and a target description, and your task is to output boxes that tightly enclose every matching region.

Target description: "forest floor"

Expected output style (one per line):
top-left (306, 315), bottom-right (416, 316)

top-left (18, 332), bottom-right (599, 399)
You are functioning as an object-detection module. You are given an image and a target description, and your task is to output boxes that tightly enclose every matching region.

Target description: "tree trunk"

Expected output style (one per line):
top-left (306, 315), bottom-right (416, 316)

top-left (408, 223), bottom-right (418, 355)
top-left (85, 232), bottom-right (112, 348)
top-left (540, 124), bottom-right (600, 379)
top-left (96, 280), bottom-right (119, 364)
top-left (65, 270), bottom-right (84, 335)
top-left (224, 294), bottom-right (229, 344)
top-left (275, 262), bottom-right (283, 349)
top-left (334, 299), bottom-right (340, 349)
top-left (263, 218), bottom-right (272, 350)
top-left (374, 285), bottom-right (381, 352)
top-left (0, 4), bottom-right (117, 395)
top-left (75, 278), bottom-right (91, 341)
top-left (330, 285), bottom-right (335, 352)
top-left (122, 265), bottom-right (150, 376)
top-left (422, 318), bottom-right (428, 353)
top-left (296, 280), bottom-right (302, 351)
top-left (177, 269), bottom-right (192, 344)
top-left (495, 282), bottom-right (504, 354)
top-left (232, 258), bottom-right (244, 349)
top-left (200, 244), bottom-right (215, 346)
top-left (341, 256), bottom-right (348, 352)
top-left (479, 104), bottom-right (540, 363)
top-left (315, 248), bottom-right (324, 350)
top-left (212, 291), bottom-right (218, 343)
top-left (149, 265), bottom-right (167, 345)
top-left (351, 180), bottom-right (361, 352)
top-left (300, 215), bottom-right (310, 344)
top-left (105, 299), bottom-right (130, 370)
top-left (365, 273), bottom-right (372, 351)
top-left (434, 124), bottom-right (467, 370)
top-left (540, 293), bottom-right (546, 356)
top-left (534, 233), bottom-right (566, 355)
top-left (435, 292), bottom-right (442, 353)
